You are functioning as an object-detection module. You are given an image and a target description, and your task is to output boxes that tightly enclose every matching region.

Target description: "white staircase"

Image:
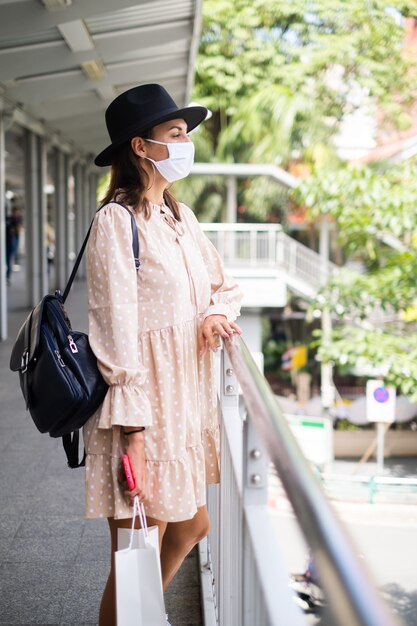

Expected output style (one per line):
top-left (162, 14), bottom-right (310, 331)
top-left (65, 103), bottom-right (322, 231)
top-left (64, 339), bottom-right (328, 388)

top-left (202, 223), bottom-right (337, 305)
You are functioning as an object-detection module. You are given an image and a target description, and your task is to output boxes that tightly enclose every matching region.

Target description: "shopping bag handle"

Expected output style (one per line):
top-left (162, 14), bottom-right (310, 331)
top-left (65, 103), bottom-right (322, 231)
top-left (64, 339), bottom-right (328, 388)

top-left (129, 496), bottom-right (149, 548)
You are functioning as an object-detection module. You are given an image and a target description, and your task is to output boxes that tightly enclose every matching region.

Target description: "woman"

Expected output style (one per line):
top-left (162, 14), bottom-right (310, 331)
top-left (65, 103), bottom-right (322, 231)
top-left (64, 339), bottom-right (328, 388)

top-left (85, 83), bottom-right (243, 626)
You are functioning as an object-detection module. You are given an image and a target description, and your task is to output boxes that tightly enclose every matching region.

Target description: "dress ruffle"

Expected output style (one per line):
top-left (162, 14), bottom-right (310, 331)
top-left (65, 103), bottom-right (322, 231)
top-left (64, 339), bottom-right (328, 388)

top-left (145, 444), bottom-right (207, 521)
top-left (202, 425), bottom-right (220, 484)
top-left (84, 416), bottom-right (220, 522)
top-left (85, 442), bottom-right (210, 522)
top-left (203, 302), bottom-right (236, 323)
top-left (97, 383), bottom-right (153, 429)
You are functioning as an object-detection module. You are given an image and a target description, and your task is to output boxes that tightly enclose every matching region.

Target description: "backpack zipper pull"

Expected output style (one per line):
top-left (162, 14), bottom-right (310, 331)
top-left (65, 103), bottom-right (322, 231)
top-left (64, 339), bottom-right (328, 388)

top-left (68, 335), bottom-right (78, 354)
top-left (55, 350), bottom-right (66, 367)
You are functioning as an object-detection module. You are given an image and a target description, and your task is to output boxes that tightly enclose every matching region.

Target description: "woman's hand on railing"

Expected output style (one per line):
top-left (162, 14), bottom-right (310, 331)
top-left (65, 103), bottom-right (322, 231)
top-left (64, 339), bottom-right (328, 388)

top-left (198, 315), bottom-right (242, 357)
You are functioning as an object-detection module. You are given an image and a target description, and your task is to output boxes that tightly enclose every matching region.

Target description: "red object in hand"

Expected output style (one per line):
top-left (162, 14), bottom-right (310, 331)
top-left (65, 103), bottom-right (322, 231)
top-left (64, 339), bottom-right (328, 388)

top-left (122, 454), bottom-right (136, 490)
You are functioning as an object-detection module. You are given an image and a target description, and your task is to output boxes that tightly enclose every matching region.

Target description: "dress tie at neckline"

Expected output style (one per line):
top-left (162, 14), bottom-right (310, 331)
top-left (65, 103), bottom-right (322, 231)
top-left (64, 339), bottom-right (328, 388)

top-left (157, 204), bottom-right (185, 237)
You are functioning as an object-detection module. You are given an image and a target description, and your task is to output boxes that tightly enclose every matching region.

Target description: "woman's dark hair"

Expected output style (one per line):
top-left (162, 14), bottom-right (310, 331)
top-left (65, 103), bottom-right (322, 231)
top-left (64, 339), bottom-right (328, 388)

top-left (99, 129), bottom-right (181, 220)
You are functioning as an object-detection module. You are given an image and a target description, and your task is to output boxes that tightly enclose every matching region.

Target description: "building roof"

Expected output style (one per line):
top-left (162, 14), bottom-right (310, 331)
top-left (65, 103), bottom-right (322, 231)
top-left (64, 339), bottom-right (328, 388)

top-left (0, 0), bottom-right (202, 162)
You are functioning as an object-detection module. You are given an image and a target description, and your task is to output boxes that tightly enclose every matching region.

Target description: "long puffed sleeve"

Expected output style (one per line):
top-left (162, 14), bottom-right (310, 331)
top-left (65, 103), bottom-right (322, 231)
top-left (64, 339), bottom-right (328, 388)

top-left (87, 203), bottom-right (152, 429)
top-left (181, 204), bottom-right (243, 322)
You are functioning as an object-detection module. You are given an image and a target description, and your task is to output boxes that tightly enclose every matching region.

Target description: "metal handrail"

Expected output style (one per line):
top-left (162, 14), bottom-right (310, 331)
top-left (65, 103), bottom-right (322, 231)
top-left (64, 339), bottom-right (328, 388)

top-left (223, 334), bottom-right (401, 626)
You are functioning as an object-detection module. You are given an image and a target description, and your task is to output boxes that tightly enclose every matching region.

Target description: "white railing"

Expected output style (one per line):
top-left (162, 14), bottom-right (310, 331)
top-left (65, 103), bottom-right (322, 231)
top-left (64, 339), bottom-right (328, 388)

top-left (201, 223), bottom-right (337, 296)
top-left (276, 230), bottom-right (336, 291)
top-left (199, 336), bottom-right (401, 626)
top-left (199, 343), bottom-right (304, 626)
top-left (202, 223), bottom-right (280, 268)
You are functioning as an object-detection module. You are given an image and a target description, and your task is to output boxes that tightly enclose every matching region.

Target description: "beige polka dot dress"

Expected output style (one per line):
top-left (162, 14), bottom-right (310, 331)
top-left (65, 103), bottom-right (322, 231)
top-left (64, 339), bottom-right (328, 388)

top-left (83, 201), bottom-right (243, 521)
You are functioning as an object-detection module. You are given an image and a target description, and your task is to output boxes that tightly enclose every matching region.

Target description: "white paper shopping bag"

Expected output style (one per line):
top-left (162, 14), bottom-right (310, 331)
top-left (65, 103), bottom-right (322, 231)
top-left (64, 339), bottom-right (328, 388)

top-left (115, 498), bottom-right (166, 626)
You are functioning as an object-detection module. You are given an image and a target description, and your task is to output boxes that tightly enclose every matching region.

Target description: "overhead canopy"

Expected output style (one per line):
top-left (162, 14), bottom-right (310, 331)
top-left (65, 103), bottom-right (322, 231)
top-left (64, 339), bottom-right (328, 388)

top-left (0, 0), bottom-right (202, 162)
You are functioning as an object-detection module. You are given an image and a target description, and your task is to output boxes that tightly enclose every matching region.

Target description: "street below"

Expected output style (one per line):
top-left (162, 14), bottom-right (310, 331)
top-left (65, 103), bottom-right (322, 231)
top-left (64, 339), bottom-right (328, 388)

top-left (270, 494), bottom-right (417, 625)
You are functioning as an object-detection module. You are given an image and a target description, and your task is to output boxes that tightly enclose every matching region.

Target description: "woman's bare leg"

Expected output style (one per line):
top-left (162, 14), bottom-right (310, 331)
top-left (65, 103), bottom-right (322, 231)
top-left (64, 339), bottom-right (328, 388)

top-left (160, 506), bottom-right (210, 590)
top-left (99, 515), bottom-right (167, 626)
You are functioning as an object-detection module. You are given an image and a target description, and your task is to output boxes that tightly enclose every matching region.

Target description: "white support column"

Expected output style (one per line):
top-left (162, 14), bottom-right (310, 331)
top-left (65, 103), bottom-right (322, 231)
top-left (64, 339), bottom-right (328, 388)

top-left (53, 148), bottom-right (69, 290)
top-left (319, 216), bottom-right (334, 457)
top-left (73, 161), bottom-right (86, 279)
top-left (0, 108), bottom-right (7, 340)
top-left (81, 164), bottom-right (89, 237)
top-left (63, 154), bottom-right (70, 281)
top-left (39, 138), bottom-right (48, 296)
top-left (319, 214), bottom-right (330, 283)
top-left (24, 129), bottom-right (48, 306)
top-left (226, 175), bottom-right (237, 223)
top-left (88, 171), bottom-right (99, 219)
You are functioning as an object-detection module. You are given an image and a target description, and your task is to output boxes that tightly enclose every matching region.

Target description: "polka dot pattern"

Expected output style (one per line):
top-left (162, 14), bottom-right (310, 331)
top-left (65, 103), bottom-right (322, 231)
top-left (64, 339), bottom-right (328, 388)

top-left (83, 201), bottom-right (243, 522)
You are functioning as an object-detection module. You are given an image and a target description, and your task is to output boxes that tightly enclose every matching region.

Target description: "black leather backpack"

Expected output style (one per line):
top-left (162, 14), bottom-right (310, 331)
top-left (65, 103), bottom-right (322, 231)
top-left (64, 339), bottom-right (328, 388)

top-left (9, 203), bottom-right (140, 468)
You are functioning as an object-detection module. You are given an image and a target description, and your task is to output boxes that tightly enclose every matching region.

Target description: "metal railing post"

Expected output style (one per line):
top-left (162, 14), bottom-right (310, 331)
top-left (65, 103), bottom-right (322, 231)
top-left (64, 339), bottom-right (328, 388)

top-left (218, 346), bottom-right (243, 626)
top-left (242, 418), bottom-right (267, 626)
top-left (243, 417), bottom-right (268, 507)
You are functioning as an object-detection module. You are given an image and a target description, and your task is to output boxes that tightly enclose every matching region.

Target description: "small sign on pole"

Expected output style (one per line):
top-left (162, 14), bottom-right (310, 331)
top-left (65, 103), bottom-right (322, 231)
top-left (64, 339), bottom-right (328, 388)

top-left (366, 379), bottom-right (396, 473)
top-left (366, 379), bottom-right (396, 423)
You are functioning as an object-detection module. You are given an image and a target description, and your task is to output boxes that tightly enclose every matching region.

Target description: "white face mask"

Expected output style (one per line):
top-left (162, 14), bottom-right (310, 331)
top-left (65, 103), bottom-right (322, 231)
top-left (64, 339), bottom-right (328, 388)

top-left (144, 138), bottom-right (195, 183)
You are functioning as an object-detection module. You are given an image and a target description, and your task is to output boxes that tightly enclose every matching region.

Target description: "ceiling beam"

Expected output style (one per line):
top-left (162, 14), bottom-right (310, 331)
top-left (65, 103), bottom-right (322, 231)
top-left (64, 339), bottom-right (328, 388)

top-left (191, 163), bottom-right (298, 189)
top-left (6, 52), bottom-right (188, 104)
top-left (0, 1), bottom-right (201, 159)
top-left (0, 20), bottom-right (191, 83)
top-left (58, 19), bottom-right (94, 52)
top-left (0, 0), bottom-right (154, 38)
top-left (29, 93), bottom-right (104, 121)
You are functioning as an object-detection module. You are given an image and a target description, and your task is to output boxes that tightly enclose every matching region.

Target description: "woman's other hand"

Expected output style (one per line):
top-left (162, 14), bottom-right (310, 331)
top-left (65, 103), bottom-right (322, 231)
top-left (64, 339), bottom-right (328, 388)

top-left (125, 431), bottom-right (149, 504)
top-left (198, 314), bottom-right (242, 357)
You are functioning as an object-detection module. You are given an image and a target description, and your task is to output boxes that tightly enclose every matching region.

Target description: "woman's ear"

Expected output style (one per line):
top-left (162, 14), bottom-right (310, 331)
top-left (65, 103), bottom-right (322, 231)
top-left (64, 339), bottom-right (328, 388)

top-left (131, 136), bottom-right (147, 157)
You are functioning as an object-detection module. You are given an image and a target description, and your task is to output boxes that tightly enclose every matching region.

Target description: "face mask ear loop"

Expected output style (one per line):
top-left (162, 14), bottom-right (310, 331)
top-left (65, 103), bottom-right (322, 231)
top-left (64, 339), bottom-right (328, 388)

top-left (145, 159), bottom-right (156, 191)
top-left (138, 147), bottom-right (157, 191)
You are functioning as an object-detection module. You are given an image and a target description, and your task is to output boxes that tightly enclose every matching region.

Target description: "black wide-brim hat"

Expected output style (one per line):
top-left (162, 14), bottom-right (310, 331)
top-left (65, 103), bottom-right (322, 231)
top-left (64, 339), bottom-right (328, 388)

top-left (94, 83), bottom-right (208, 167)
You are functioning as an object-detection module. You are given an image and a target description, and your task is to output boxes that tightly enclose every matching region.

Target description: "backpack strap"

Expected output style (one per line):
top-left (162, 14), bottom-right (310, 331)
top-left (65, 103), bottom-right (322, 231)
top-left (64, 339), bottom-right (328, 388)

top-left (61, 203), bottom-right (140, 304)
top-left (21, 308), bottom-right (34, 409)
top-left (62, 431), bottom-right (86, 468)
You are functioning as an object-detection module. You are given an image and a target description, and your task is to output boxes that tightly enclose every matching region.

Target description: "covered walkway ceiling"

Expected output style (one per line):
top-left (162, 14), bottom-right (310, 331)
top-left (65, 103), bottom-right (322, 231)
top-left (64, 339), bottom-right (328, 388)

top-left (0, 0), bottom-right (202, 161)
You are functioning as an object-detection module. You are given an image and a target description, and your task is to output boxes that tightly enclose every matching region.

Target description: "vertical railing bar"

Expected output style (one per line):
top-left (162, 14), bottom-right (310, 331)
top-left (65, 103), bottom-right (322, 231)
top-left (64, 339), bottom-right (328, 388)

top-left (268, 229), bottom-right (275, 266)
top-left (250, 229), bottom-right (257, 267)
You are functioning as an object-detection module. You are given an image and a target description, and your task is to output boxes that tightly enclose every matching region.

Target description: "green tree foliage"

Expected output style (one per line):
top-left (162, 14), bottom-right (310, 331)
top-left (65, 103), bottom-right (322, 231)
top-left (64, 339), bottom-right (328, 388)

top-left (314, 325), bottom-right (417, 398)
top-left (190, 0), bottom-right (417, 220)
top-left (216, 84), bottom-right (328, 165)
top-left (294, 162), bottom-right (417, 256)
top-left (293, 159), bottom-right (417, 398)
top-left (196, 0), bottom-right (416, 136)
